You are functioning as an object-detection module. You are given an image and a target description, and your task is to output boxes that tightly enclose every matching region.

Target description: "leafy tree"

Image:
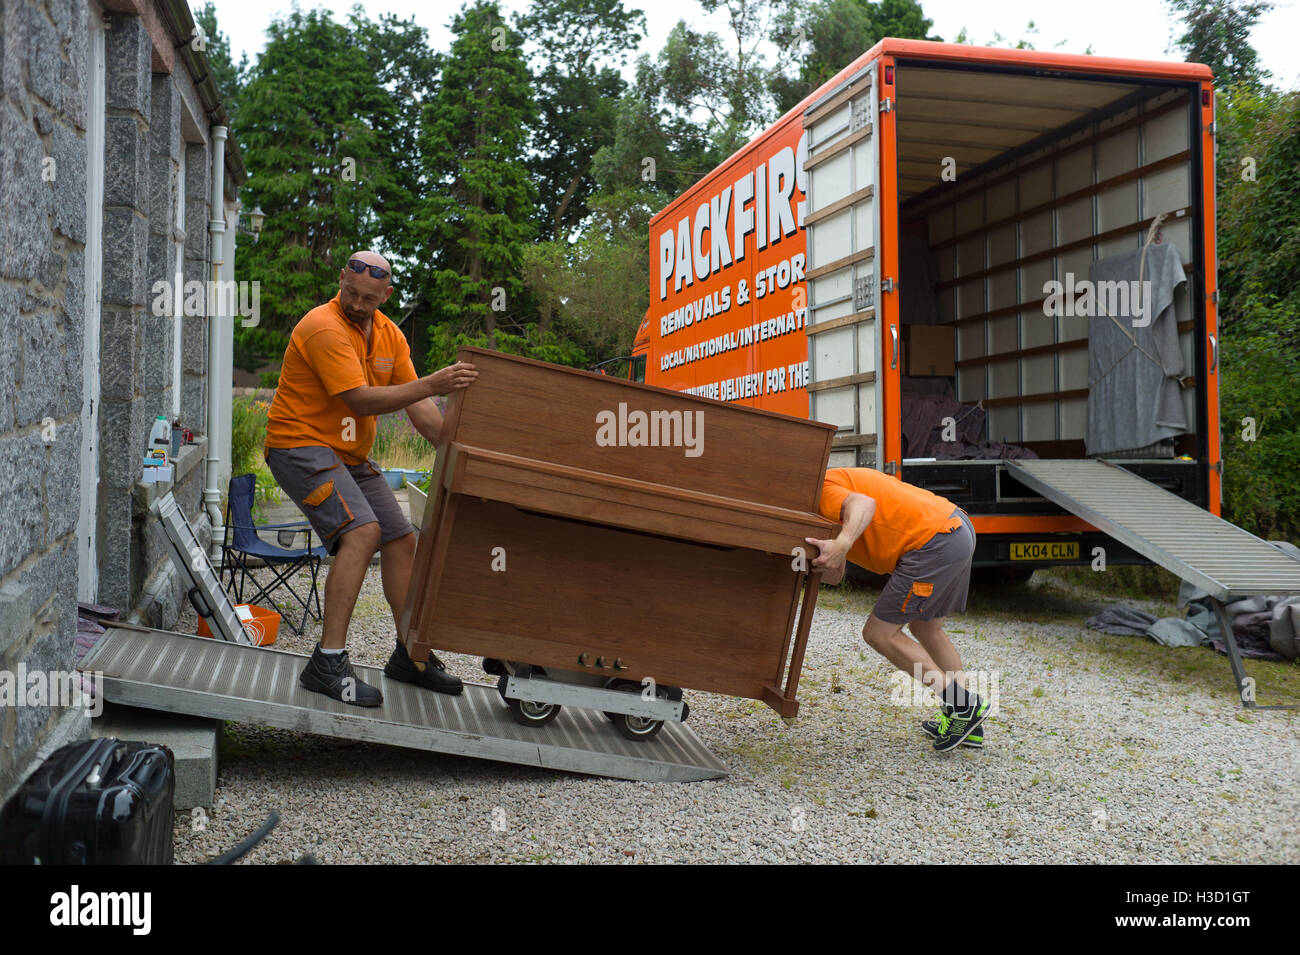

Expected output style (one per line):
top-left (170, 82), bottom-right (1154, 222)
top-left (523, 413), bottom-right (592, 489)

top-left (349, 12), bottom-right (441, 297)
top-left (771, 0), bottom-right (938, 115)
top-left (1165, 0), bottom-right (1273, 91)
top-left (233, 8), bottom-right (402, 334)
top-left (415, 1), bottom-right (537, 345)
top-left (192, 3), bottom-right (247, 127)
top-left (640, 0), bottom-right (788, 159)
top-left (1213, 88), bottom-right (1300, 538)
top-left (522, 189), bottom-right (653, 368)
top-left (425, 325), bottom-right (586, 373)
top-left (590, 88), bottom-right (715, 203)
top-left (515, 0), bottom-right (646, 240)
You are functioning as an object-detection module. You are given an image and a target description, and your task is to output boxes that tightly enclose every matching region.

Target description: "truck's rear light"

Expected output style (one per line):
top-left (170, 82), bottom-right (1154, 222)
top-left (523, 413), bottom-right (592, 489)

top-left (885, 65), bottom-right (894, 84)
top-left (1202, 89), bottom-right (1210, 107)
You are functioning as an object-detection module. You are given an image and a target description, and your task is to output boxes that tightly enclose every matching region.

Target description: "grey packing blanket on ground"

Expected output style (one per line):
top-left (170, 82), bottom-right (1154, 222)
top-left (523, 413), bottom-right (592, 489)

top-left (1085, 606), bottom-right (1158, 635)
top-left (1086, 544), bottom-right (1300, 661)
top-left (1086, 241), bottom-right (1188, 455)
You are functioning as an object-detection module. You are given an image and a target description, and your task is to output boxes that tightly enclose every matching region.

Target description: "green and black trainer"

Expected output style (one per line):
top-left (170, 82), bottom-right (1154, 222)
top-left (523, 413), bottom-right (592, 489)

top-left (934, 698), bottom-right (990, 752)
top-left (921, 711), bottom-right (984, 748)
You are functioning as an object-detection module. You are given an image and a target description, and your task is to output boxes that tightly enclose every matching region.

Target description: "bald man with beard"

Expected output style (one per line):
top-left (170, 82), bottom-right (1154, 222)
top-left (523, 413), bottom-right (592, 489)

top-left (264, 250), bottom-right (478, 707)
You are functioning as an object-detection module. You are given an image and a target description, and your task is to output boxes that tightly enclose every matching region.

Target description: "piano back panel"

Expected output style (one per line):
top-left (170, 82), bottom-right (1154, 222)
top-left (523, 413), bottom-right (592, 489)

top-left (409, 498), bottom-right (803, 700)
top-left (448, 347), bottom-right (835, 514)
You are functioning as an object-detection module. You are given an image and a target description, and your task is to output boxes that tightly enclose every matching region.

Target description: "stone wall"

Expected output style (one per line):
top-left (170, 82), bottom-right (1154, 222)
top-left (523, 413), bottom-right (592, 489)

top-left (0, 0), bottom-right (94, 800)
top-left (0, 0), bottom-right (234, 802)
top-left (96, 11), bottom-right (212, 615)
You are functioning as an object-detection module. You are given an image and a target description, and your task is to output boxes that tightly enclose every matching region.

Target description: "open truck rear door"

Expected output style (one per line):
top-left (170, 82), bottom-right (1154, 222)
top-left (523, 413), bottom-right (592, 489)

top-left (803, 61), bottom-right (887, 472)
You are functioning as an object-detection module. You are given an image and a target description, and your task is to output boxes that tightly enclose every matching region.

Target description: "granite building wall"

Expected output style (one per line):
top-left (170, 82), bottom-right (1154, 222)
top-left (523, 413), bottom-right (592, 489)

top-left (0, 0), bottom-right (242, 801)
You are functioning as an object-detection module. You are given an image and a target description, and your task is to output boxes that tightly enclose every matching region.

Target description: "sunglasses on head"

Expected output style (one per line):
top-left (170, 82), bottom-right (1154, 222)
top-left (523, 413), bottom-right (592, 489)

top-left (345, 258), bottom-right (391, 280)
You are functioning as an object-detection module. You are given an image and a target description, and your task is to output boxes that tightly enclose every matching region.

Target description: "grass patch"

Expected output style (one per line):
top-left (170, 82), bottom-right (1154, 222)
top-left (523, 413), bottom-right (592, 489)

top-left (1042, 564), bottom-right (1182, 603)
top-left (1015, 622), bottom-right (1300, 707)
top-left (372, 412), bottom-right (438, 471)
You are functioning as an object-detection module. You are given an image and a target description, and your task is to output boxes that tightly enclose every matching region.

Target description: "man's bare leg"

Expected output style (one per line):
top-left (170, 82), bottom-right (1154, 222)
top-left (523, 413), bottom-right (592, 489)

top-left (319, 522), bottom-right (381, 650)
top-left (908, 616), bottom-right (964, 688)
top-left (378, 530), bottom-right (462, 692)
top-left (862, 612), bottom-right (952, 696)
top-left (379, 530), bottom-right (416, 634)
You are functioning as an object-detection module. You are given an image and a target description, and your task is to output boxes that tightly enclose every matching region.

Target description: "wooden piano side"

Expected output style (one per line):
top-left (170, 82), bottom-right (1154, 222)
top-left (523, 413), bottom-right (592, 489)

top-left (400, 347), bottom-right (840, 715)
top-left (445, 347), bottom-right (836, 514)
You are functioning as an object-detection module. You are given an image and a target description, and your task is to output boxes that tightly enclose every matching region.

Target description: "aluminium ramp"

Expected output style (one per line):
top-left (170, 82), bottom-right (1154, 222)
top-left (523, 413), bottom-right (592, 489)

top-left (79, 624), bottom-right (729, 782)
top-left (1005, 458), bottom-right (1300, 708)
top-left (152, 492), bottom-right (251, 645)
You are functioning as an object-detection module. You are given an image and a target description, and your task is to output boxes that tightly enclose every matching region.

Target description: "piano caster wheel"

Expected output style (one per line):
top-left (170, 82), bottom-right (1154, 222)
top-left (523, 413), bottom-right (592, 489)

top-left (497, 672), bottom-right (562, 728)
top-left (614, 712), bottom-right (663, 741)
top-left (508, 697), bottom-right (562, 728)
top-left (603, 679), bottom-right (665, 742)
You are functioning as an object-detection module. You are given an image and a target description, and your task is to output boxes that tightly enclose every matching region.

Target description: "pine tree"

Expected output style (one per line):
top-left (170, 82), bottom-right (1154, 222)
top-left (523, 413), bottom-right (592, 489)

top-left (415, 1), bottom-right (538, 348)
top-left (233, 9), bottom-right (402, 333)
top-left (515, 0), bottom-right (645, 241)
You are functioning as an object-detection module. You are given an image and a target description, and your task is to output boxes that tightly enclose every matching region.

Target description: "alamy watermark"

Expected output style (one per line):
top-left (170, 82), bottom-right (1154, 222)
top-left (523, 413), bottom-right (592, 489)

top-left (151, 276), bottom-right (261, 327)
top-left (0, 666), bottom-right (103, 717)
top-left (888, 665), bottom-right (1000, 716)
top-left (595, 402), bottom-right (704, 458)
top-left (1043, 273), bottom-right (1153, 327)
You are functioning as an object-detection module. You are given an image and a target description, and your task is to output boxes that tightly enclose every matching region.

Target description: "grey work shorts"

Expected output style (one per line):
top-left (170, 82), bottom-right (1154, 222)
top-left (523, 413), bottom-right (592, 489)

top-left (873, 508), bottom-right (976, 624)
top-left (264, 445), bottom-right (413, 555)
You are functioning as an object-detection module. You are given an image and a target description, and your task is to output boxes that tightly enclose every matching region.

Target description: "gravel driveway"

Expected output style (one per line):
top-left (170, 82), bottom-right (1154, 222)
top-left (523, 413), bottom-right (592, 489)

top-left (172, 564), bottom-right (1300, 864)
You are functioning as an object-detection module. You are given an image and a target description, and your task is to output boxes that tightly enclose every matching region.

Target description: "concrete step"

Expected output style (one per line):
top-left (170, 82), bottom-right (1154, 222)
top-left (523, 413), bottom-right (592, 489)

top-left (91, 701), bottom-right (218, 811)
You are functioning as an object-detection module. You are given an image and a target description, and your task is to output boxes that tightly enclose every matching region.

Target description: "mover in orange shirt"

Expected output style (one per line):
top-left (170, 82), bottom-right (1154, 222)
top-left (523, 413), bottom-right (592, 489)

top-left (264, 250), bottom-right (477, 707)
top-left (808, 468), bottom-right (988, 751)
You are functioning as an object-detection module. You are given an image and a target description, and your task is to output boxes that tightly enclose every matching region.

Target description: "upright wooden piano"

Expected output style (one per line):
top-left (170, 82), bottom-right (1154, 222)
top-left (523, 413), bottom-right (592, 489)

top-left (400, 348), bottom-right (838, 733)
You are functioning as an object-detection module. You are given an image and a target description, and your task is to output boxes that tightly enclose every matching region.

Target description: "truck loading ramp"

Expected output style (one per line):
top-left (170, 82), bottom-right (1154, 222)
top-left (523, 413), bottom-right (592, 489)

top-left (1006, 458), bottom-right (1300, 708)
top-left (78, 623), bottom-right (730, 782)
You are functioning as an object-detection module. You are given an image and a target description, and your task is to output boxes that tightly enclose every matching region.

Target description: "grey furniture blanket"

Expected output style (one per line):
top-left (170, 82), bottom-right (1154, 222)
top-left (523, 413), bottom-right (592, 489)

top-left (1086, 242), bottom-right (1188, 455)
top-left (1084, 543), bottom-right (1300, 661)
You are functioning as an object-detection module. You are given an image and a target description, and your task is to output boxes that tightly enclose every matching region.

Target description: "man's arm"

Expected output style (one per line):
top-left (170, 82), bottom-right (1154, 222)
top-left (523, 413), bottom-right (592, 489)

top-left (405, 396), bottom-right (444, 445)
top-left (806, 493), bottom-right (876, 585)
top-left (337, 361), bottom-right (477, 417)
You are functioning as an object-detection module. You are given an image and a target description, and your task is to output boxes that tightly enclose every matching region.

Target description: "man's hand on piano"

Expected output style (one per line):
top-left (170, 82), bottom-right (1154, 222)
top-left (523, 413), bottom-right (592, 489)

top-left (806, 535), bottom-right (848, 585)
top-left (424, 361), bottom-right (479, 396)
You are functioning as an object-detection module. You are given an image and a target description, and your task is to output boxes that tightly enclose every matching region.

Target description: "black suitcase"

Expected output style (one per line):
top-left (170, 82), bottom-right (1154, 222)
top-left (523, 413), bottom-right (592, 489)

top-left (0, 737), bottom-right (175, 864)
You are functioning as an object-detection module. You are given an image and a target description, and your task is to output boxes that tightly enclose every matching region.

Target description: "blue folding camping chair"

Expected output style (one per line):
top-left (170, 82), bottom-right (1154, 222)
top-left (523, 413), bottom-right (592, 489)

top-left (221, 474), bottom-right (329, 636)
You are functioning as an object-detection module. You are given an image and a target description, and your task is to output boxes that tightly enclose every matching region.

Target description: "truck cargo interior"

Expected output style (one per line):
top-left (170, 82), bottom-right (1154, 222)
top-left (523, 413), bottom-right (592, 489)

top-left (891, 61), bottom-right (1208, 516)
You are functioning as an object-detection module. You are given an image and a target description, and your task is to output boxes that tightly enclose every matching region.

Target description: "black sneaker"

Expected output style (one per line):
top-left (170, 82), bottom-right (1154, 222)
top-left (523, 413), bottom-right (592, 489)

top-left (385, 640), bottom-right (463, 695)
top-left (934, 699), bottom-right (990, 752)
top-left (300, 643), bottom-right (383, 707)
top-left (921, 712), bottom-right (984, 748)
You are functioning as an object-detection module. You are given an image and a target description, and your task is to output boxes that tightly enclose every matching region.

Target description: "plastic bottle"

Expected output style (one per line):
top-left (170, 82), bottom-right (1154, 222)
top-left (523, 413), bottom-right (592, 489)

top-left (148, 415), bottom-right (171, 458)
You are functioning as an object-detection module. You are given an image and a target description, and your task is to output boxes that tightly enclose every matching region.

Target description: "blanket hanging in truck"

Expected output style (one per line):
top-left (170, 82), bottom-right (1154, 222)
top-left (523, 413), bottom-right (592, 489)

top-left (1085, 241), bottom-right (1188, 456)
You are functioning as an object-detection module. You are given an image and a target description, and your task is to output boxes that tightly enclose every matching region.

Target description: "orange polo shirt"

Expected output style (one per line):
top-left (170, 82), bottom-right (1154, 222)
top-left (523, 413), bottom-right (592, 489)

top-left (817, 468), bottom-right (961, 575)
top-left (265, 294), bottom-right (417, 465)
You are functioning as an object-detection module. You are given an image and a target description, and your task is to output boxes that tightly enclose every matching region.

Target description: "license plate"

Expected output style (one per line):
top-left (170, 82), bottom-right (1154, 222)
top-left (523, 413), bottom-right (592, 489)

top-left (1010, 540), bottom-right (1079, 561)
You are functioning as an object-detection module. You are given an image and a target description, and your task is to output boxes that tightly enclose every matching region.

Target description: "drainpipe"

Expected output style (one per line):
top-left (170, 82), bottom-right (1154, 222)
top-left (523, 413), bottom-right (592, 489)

top-left (204, 125), bottom-right (228, 562)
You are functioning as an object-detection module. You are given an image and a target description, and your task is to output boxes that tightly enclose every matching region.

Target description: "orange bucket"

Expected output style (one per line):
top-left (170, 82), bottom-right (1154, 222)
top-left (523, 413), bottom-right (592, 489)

top-left (197, 604), bottom-right (280, 646)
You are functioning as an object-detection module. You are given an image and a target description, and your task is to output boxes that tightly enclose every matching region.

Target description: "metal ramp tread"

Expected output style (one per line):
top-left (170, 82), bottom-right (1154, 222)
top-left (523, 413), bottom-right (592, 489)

top-left (79, 625), bottom-right (729, 783)
top-left (1006, 459), bottom-right (1300, 600)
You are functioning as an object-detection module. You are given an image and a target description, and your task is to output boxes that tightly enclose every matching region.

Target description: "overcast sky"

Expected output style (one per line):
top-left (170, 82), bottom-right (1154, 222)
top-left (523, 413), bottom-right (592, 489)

top-left (206, 0), bottom-right (1300, 90)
